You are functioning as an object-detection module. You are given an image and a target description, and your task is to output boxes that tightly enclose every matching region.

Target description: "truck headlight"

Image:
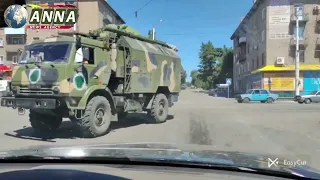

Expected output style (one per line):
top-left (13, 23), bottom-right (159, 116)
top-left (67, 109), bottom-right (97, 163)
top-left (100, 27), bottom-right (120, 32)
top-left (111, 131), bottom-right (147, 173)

top-left (52, 86), bottom-right (60, 94)
top-left (11, 86), bottom-right (16, 93)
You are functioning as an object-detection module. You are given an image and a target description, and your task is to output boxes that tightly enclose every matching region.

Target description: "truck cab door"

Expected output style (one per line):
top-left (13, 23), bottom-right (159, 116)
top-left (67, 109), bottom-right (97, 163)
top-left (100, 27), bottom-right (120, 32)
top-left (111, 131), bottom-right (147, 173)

top-left (72, 46), bottom-right (99, 91)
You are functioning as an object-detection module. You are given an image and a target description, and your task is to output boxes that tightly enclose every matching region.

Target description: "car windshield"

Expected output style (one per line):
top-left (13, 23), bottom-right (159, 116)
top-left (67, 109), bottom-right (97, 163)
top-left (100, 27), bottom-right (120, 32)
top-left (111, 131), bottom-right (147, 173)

top-left (19, 42), bottom-right (72, 64)
top-left (245, 90), bottom-right (253, 94)
top-left (311, 91), bottom-right (318, 95)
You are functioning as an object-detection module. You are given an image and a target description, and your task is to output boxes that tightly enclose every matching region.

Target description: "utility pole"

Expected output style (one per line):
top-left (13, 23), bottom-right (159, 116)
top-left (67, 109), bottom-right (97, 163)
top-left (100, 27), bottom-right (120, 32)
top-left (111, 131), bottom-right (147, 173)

top-left (295, 6), bottom-right (300, 96)
top-left (152, 20), bottom-right (162, 40)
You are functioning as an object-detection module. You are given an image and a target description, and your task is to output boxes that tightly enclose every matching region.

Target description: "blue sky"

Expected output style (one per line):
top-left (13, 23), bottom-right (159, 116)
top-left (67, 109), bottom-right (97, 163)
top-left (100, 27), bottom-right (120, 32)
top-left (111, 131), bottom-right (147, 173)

top-left (108, 0), bottom-right (253, 82)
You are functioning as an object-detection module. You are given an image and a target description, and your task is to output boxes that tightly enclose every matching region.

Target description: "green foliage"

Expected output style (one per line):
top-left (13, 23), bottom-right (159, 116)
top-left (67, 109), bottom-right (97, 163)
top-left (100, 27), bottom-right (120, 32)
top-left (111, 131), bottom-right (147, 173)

top-left (181, 65), bottom-right (187, 84)
top-left (191, 43), bottom-right (233, 90)
top-left (217, 46), bottom-right (233, 84)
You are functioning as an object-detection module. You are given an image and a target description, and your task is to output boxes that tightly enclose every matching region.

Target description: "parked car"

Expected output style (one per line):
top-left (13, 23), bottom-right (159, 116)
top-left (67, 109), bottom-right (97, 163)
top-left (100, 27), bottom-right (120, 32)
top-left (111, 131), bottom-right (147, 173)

top-left (235, 89), bottom-right (279, 103)
top-left (208, 89), bottom-right (216, 96)
top-left (294, 90), bottom-right (320, 104)
top-left (0, 65), bottom-right (13, 96)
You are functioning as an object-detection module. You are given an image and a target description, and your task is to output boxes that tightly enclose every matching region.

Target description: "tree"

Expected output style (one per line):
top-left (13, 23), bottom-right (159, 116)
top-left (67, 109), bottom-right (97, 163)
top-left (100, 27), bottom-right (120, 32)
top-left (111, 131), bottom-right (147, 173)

top-left (218, 46), bottom-right (233, 84)
top-left (181, 66), bottom-right (187, 84)
top-left (197, 41), bottom-right (224, 90)
top-left (190, 70), bottom-right (203, 88)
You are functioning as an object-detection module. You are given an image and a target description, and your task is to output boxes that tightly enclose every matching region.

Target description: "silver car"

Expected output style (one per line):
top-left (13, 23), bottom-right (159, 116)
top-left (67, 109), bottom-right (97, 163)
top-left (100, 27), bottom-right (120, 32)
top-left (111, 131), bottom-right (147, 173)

top-left (294, 90), bottom-right (320, 104)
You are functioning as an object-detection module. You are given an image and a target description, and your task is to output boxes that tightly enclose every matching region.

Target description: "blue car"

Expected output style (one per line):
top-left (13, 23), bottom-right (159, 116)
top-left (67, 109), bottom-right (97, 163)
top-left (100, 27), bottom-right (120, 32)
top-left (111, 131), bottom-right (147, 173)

top-left (235, 89), bottom-right (279, 103)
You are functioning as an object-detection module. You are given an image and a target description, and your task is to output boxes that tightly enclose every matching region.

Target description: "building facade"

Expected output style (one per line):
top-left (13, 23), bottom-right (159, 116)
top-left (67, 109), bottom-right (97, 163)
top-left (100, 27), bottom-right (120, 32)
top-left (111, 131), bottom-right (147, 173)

top-left (231, 0), bottom-right (320, 97)
top-left (0, 0), bottom-right (125, 64)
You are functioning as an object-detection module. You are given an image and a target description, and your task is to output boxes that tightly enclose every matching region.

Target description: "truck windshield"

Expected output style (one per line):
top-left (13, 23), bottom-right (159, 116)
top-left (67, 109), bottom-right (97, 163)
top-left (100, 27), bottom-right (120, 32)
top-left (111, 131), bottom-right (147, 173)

top-left (19, 42), bottom-right (72, 64)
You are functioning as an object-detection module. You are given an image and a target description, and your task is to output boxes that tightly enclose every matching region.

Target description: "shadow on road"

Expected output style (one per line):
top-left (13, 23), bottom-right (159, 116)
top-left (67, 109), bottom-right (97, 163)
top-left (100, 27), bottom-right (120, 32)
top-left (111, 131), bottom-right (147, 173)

top-left (4, 113), bottom-right (174, 142)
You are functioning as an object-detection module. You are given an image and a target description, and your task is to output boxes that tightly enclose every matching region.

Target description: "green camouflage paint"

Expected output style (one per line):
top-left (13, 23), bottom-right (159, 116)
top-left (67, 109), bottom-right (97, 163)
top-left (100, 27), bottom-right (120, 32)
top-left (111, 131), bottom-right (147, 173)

top-left (10, 24), bottom-right (182, 110)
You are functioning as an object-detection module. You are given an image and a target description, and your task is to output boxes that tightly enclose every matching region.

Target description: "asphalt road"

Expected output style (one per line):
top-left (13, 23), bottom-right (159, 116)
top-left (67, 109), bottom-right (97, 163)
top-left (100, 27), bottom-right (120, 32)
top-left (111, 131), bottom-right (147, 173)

top-left (0, 90), bottom-right (320, 169)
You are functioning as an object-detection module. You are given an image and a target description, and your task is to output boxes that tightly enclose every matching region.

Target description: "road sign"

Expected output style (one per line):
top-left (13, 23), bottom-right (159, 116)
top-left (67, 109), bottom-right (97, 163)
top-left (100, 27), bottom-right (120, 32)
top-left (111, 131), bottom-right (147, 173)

top-left (226, 78), bottom-right (232, 85)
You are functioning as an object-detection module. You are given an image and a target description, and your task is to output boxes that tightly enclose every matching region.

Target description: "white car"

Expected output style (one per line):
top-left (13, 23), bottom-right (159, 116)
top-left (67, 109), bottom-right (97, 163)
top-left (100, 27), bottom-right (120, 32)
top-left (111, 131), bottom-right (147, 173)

top-left (0, 80), bottom-right (9, 92)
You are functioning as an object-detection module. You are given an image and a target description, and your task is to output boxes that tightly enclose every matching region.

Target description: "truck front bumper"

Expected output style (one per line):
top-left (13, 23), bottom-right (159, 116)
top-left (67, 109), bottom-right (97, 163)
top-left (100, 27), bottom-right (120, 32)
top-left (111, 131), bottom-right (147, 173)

top-left (1, 97), bottom-right (57, 109)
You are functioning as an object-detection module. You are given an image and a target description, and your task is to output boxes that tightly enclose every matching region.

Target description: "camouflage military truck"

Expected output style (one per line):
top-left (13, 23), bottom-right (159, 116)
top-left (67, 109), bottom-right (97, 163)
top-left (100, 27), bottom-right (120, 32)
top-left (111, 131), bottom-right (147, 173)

top-left (0, 24), bottom-right (182, 138)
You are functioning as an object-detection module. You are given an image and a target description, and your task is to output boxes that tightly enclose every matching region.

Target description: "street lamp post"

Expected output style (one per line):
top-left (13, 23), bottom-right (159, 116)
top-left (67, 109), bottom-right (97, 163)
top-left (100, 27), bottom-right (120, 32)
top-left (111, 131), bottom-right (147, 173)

top-left (295, 5), bottom-right (301, 96)
top-left (152, 19), bottom-right (163, 40)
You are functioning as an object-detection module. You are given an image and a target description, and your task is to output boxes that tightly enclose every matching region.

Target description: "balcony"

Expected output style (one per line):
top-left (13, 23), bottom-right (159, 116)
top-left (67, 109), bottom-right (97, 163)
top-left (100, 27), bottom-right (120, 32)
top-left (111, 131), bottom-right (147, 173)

top-left (316, 38), bottom-right (320, 50)
top-left (4, 28), bottom-right (25, 35)
top-left (317, 15), bottom-right (320, 24)
top-left (290, 13), bottom-right (309, 23)
top-left (238, 37), bottom-right (246, 47)
top-left (290, 37), bottom-right (308, 48)
top-left (237, 53), bottom-right (246, 63)
top-left (5, 34), bottom-right (26, 52)
top-left (315, 38), bottom-right (320, 58)
top-left (5, 44), bottom-right (24, 52)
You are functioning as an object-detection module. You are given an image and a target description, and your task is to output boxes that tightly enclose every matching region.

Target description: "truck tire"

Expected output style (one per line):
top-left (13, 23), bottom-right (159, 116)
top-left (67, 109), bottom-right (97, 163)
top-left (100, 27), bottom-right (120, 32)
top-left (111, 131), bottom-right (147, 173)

top-left (149, 93), bottom-right (169, 123)
top-left (29, 110), bottom-right (62, 135)
top-left (76, 96), bottom-right (112, 138)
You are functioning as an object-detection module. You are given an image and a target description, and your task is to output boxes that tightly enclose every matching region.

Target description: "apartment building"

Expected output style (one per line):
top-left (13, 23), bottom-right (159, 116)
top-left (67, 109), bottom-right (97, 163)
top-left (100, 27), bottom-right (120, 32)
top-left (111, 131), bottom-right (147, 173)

top-left (0, 0), bottom-right (125, 64)
top-left (0, 28), bottom-right (26, 64)
top-left (231, 0), bottom-right (320, 97)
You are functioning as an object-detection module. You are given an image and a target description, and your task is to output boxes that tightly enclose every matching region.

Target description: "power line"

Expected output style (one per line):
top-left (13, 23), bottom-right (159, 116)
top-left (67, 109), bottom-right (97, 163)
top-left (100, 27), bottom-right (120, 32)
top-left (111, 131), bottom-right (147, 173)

top-left (134, 0), bottom-right (155, 18)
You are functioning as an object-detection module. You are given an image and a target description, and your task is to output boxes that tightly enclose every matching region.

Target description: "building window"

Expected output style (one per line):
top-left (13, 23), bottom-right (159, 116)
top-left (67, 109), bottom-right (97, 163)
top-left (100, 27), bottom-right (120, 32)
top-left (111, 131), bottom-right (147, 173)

top-left (7, 36), bottom-right (24, 44)
top-left (293, 25), bottom-right (305, 40)
top-left (33, 37), bottom-right (40, 40)
top-left (0, 56), bottom-right (3, 64)
top-left (261, 30), bottom-right (265, 42)
top-left (82, 46), bottom-right (95, 64)
top-left (262, 52), bottom-right (265, 66)
top-left (12, 56), bottom-right (18, 64)
top-left (0, 38), bottom-right (3, 47)
top-left (252, 59), bottom-right (254, 70)
top-left (31, 1), bottom-right (40, 5)
top-left (257, 56), bottom-right (260, 68)
top-left (295, 50), bottom-right (305, 63)
top-left (262, 8), bottom-right (266, 20)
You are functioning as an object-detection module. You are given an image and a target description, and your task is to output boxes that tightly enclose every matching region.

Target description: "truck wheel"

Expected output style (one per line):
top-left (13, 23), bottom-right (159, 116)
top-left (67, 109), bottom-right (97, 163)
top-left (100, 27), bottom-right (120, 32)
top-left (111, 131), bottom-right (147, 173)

top-left (149, 93), bottom-right (169, 123)
top-left (76, 96), bottom-right (112, 138)
top-left (29, 110), bottom-right (62, 135)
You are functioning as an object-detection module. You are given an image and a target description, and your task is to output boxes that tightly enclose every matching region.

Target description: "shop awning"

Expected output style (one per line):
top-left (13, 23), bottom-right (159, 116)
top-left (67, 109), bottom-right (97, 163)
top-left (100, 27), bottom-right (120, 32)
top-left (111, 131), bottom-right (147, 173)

top-left (252, 64), bottom-right (320, 74)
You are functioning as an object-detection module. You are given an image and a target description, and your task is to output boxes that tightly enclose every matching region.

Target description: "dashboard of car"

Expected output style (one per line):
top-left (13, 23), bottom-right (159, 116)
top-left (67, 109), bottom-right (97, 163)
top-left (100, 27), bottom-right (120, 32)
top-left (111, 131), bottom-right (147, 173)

top-left (0, 163), bottom-right (298, 180)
